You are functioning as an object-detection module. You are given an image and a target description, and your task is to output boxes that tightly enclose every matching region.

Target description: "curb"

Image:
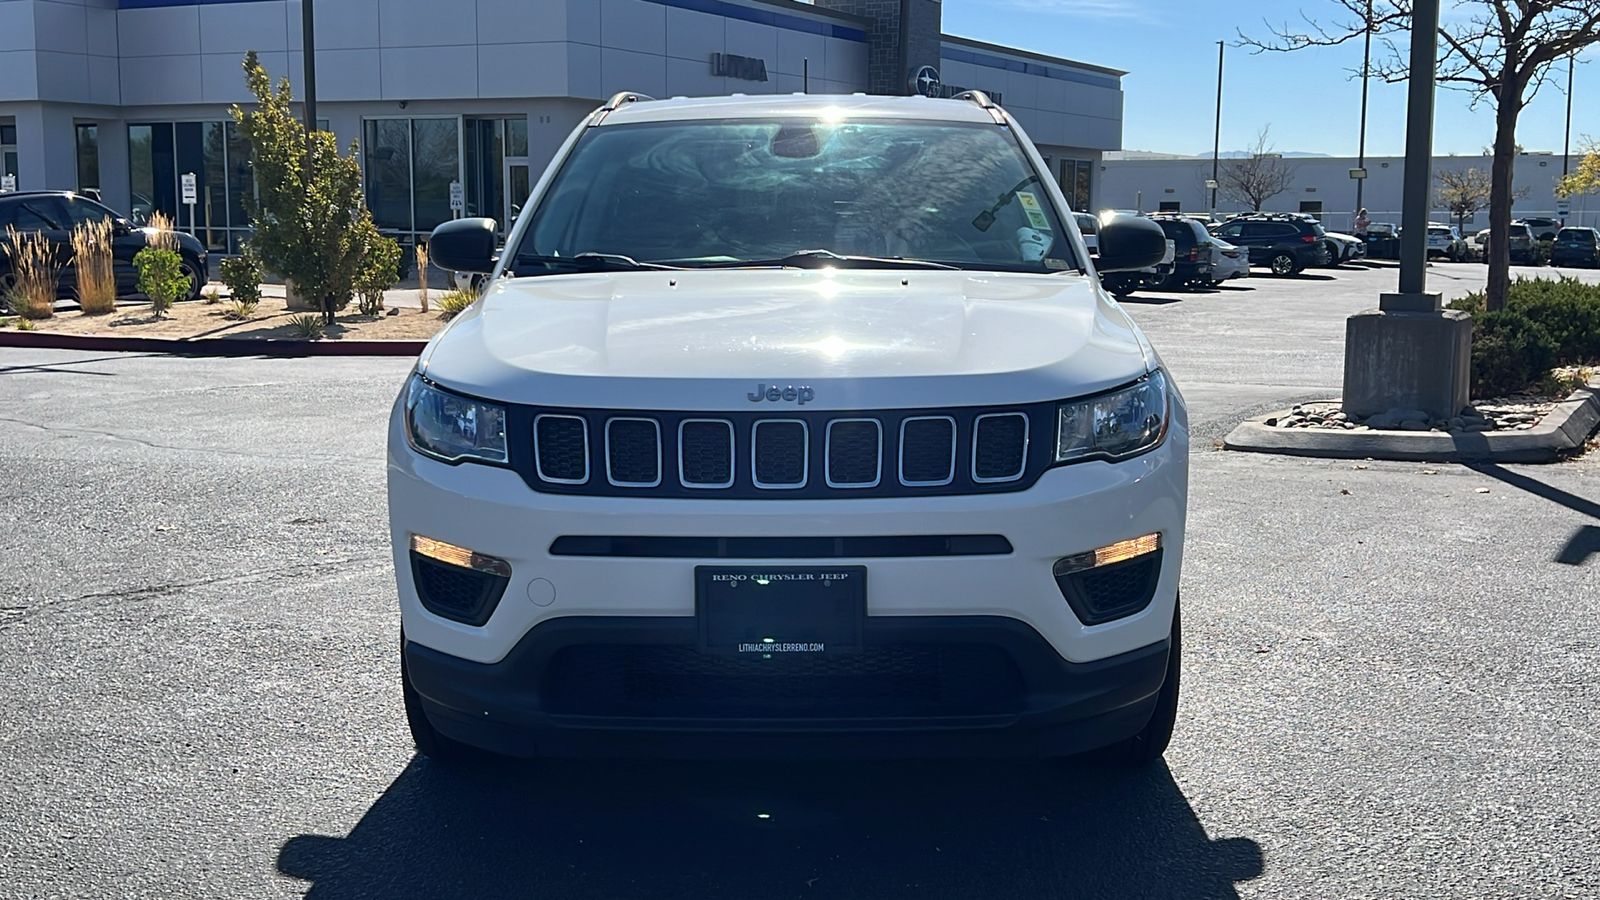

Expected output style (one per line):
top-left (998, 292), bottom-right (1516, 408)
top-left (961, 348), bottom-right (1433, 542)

top-left (1223, 384), bottom-right (1600, 463)
top-left (0, 330), bottom-right (427, 358)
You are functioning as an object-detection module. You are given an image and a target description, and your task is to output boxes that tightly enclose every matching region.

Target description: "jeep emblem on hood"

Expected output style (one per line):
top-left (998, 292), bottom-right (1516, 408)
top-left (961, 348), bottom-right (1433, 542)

top-left (748, 383), bottom-right (815, 405)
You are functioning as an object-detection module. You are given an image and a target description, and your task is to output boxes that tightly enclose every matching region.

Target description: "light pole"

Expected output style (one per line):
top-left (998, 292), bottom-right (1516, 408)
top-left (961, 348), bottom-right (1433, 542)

top-left (1356, 0), bottom-right (1372, 217)
top-left (1562, 51), bottom-right (1574, 223)
top-left (1342, 0), bottom-right (1470, 423)
top-left (301, 0), bottom-right (318, 134)
top-left (1211, 41), bottom-right (1224, 214)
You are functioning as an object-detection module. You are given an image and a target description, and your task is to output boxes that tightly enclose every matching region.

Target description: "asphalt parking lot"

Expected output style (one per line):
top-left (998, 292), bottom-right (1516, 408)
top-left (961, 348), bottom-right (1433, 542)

top-left (1, 260), bottom-right (1598, 898)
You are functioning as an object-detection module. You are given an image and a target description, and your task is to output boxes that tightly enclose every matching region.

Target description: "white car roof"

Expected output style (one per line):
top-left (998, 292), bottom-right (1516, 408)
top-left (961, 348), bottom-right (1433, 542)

top-left (598, 93), bottom-right (1000, 126)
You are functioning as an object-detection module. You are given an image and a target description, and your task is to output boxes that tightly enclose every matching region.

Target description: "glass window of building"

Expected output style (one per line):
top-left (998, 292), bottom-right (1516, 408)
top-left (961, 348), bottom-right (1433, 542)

top-left (462, 116), bottom-right (528, 229)
top-left (128, 121), bottom-right (254, 251)
top-left (2, 121), bottom-right (18, 182)
top-left (76, 124), bottom-right (99, 193)
top-left (364, 117), bottom-right (464, 239)
top-left (1059, 159), bottom-right (1093, 212)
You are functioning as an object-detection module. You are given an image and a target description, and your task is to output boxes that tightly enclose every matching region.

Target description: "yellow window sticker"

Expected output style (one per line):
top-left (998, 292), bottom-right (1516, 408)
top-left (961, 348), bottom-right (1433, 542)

top-left (1018, 191), bottom-right (1052, 230)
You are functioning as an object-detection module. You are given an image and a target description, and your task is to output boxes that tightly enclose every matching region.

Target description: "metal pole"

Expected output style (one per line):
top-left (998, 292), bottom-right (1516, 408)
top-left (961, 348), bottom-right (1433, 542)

top-left (301, 0), bottom-right (318, 133)
top-left (1356, 0), bottom-right (1372, 216)
top-left (1397, 0), bottom-right (1440, 297)
top-left (1211, 41), bottom-right (1224, 213)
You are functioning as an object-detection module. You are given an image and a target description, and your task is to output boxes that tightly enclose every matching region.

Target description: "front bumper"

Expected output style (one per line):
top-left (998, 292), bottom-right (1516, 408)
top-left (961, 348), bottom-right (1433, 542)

top-left (405, 616), bottom-right (1172, 758)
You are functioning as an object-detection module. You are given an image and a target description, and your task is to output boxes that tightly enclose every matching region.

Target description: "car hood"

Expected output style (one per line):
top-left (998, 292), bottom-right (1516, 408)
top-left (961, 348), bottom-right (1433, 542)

top-left (418, 269), bottom-right (1153, 411)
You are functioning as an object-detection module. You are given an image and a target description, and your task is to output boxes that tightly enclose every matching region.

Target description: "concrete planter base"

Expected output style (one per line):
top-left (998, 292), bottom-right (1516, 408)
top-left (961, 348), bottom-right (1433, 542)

top-left (1224, 382), bottom-right (1600, 463)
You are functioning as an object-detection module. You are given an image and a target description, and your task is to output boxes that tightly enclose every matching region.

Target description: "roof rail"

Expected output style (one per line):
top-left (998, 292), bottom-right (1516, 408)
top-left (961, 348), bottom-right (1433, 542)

top-left (953, 90), bottom-right (998, 109)
top-left (590, 91), bottom-right (658, 125)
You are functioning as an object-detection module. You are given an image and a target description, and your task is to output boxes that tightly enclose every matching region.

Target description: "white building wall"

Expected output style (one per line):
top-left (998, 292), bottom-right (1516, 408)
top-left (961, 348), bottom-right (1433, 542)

top-left (1100, 154), bottom-right (1596, 233)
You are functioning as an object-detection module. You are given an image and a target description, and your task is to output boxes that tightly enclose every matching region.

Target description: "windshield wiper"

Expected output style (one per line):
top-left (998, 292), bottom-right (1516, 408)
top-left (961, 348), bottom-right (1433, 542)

top-left (510, 252), bottom-right (683, 274)
top-left (683, 249), bottom-right (961, 270)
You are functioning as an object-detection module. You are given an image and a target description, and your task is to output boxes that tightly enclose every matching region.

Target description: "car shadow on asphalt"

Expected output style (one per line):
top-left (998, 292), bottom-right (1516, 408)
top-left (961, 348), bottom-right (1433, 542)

top-left (1466, 462), bottom-right (1600, 566)
top-left (0, 353), bottom-right (160, 376)
top-left (277, 753), bottom-right (1263, 899)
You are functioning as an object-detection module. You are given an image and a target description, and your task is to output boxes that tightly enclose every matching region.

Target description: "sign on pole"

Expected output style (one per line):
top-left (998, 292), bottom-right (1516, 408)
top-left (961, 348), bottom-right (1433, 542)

top-left (1556, 198), bottom-right (1572, 217)
top-left (448, 180), bottom-right (465, 217)
top-left (1348, 168), bottom-right (1368, 180)
top-left (0, 174), bottom-right (15, 193)
top-left (181, 172), bottom-right (198, 234)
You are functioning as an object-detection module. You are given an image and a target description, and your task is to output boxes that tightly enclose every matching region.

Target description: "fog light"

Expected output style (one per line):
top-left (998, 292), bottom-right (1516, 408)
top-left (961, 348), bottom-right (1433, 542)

top-left (410, 534), bottom-right (512, 577)
top-left (408, 535), bottom-right (512, 627)
top-left (1053, 533), bottom-right (1163, 626)
top-left (1052, 533), bottom-right (1161, 577)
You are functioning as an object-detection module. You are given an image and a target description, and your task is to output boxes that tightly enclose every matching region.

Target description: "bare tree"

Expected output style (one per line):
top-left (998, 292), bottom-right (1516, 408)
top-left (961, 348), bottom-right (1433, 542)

top-left (1240, 1), bottom-right (1600, 310)
top-left (1436, 167), bottom-right (1531, 236)
top-left (1219, 127), bottom-right (1297, 211)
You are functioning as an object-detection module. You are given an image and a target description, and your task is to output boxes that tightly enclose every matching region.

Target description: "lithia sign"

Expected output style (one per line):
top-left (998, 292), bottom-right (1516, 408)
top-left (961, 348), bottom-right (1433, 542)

top-left (909, 65), bottom-right (1004, 105)
top-left (711, 53), bottom-right (768, 82)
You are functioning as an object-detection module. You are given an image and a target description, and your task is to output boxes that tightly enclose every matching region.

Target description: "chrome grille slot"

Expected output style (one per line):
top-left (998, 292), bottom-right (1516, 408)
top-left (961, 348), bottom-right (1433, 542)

top-left (826, 419), bottom-right (882, 488)
top-left (534, 414), bottom-right (589, 484)
top-left (752, 420), bottom-right (808, 488)
top-left (605, 417), bottom-right (661, 487)
top-left (898, 416), bottom-right (957, 486)
top-left (679, 419), bottom-right (735, 488)
top-left (972, 412), bottom-right (1028, 483)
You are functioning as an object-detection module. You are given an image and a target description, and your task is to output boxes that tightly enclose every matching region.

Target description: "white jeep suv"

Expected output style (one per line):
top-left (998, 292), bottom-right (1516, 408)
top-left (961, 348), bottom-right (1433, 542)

top-left (390, 92), bottom-right (1185, 764)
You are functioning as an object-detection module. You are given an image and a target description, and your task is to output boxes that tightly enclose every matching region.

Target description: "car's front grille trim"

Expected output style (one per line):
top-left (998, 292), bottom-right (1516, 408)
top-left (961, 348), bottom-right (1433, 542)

top-left (899, 415), bottom-right (957, 487)
top-left (751, 419), bottom-right (809, 489)
top-left (533, 414), bottom-right (590, 485)
top-left (678, 419), bottom-right (735, 489)
top-left (605, 417), bottom-right (662, 488)
top-left (825, 418), bottom-right (882, 489)
top-left (972, 412), bottom-right (1029, 483)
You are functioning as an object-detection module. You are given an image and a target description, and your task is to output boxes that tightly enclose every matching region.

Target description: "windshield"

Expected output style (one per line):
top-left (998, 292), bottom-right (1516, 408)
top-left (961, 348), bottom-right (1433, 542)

top-left (513, 118), bottom-right (1077, 273)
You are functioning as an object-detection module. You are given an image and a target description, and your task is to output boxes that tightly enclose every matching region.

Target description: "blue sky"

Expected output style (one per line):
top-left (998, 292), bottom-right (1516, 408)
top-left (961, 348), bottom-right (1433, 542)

top-left (941, 0), bottom-right (1598, 158)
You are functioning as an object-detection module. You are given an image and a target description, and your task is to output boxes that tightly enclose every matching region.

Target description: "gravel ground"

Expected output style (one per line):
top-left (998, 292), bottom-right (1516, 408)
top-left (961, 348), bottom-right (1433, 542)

top-left (0, 260), bottom-right (1597, 899)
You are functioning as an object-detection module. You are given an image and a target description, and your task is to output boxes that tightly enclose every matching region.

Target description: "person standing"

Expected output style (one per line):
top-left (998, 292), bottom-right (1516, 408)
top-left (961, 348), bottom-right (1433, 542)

top-left (1353, 207), bottom-right (1371, 236)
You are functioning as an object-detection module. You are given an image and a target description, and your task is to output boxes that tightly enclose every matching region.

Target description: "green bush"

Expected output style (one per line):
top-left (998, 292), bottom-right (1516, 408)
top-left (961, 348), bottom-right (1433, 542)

top-left (219, 254), bottom-right (263, 308)
top-left (354, 235), bottom-right (402, 316)
top-left (1501, 276), bottom-right (1600, 363)
top-left (134, 247), bottom-right (188, 318)
top-left (1470, 310), bottom-right (1558, 397)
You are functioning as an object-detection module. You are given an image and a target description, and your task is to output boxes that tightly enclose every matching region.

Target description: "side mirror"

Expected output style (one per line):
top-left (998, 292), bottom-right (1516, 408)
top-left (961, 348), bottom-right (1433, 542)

top-left (112, 218), bottom-right (134, 236)
top-left (1095, 214), bottom-right (1168, 272)
top-left (427, 217), bottom-right (499, 273)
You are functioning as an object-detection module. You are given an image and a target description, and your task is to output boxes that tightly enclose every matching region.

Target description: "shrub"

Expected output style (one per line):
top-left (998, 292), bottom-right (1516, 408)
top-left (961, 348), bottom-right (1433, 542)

top-left (71, 218), bottom-right (118, 314)
top-left (1503, 276), bottom-right (1600, 364)
top-left (134, 247), bottom-right (188, 318)
top-left (1, 225), bottom-right (61, 319)
top-left (286, 312), bottom-right (324, 339)
top-left (1471, 309), bottom-right (1558, 398)
top-left (231, 51), bottom-right (384, 324)
top-left (354, 235), bottom-right (402, 316)
top-left (145, 211), bottom-right (180, 252)
top-left (437, 288), bottom-right (476, 321)
top-left (219, 254), bottom-right (263, 308)
top-left (224, 299), bottom-right (258, 321)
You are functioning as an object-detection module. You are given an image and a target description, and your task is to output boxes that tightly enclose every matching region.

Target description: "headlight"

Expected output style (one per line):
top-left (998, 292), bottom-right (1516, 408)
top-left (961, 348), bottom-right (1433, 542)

top-left (404, 374), bottom-right (508, 465)
top-left (1055, 370), bottom-right (1170, 463)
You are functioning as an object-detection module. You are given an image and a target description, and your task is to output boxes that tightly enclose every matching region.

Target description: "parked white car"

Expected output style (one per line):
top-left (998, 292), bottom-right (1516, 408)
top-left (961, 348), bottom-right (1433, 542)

top-left (1207, 236), bottom-right (1250, 284)
top-left (1425, 224), bottom-right (1468, 261)
top-left (394, 92), bottom-right (1185, 767)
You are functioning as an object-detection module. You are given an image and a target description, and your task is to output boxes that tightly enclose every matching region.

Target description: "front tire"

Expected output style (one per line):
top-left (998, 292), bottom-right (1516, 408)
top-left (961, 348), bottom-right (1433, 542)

top-left (402, 640), bottom-right (476, 765)
top-left (179, 256), bottom-right (204, 302)
top-left (1269, 252), bottom-right (1299, 276)
top-left (1105, 603), bottom-right (1181, 766)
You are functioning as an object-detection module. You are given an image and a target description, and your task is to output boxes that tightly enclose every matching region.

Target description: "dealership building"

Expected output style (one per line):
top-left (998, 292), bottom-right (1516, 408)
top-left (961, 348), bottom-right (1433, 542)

top-left (0, 0), bottom-right (1125, 253)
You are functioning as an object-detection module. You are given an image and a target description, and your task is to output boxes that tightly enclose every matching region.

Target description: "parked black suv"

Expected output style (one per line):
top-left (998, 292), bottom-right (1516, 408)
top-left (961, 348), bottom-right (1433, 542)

top-left (1146, 213), bottom-right (1215, 288)
top-left (1212, 213), bottom-right (1329, 275)
top-left (0, 191), bottom-right (208, 303)
top-left (1551, 227), bottom-right (1600, 268)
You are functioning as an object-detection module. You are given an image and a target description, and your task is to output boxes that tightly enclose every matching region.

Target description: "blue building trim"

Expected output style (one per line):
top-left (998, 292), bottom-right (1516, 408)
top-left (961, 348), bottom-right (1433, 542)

top-left (941, 47), bottom-right (1120, 90)
top-left (117, 0), bottom-right (869, 42)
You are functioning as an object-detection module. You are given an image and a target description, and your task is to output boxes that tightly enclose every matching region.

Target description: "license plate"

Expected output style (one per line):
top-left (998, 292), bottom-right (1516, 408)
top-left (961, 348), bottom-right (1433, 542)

top-left (695, 567), bottom-right (866, 655)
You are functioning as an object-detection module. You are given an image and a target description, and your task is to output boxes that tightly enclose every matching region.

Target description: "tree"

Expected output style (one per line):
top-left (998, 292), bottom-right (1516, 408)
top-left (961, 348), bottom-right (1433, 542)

top-left (230, 51), bottom-right (394, 325)
top-left (1241, 1), bottom-right (1600, 311)
top-left (1557, 139), bottom-right (1600, 199)
top-left (1219, 127), bottom-right (1297, 211)
top-left (1435, 167), bottom-right (1529, 233)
